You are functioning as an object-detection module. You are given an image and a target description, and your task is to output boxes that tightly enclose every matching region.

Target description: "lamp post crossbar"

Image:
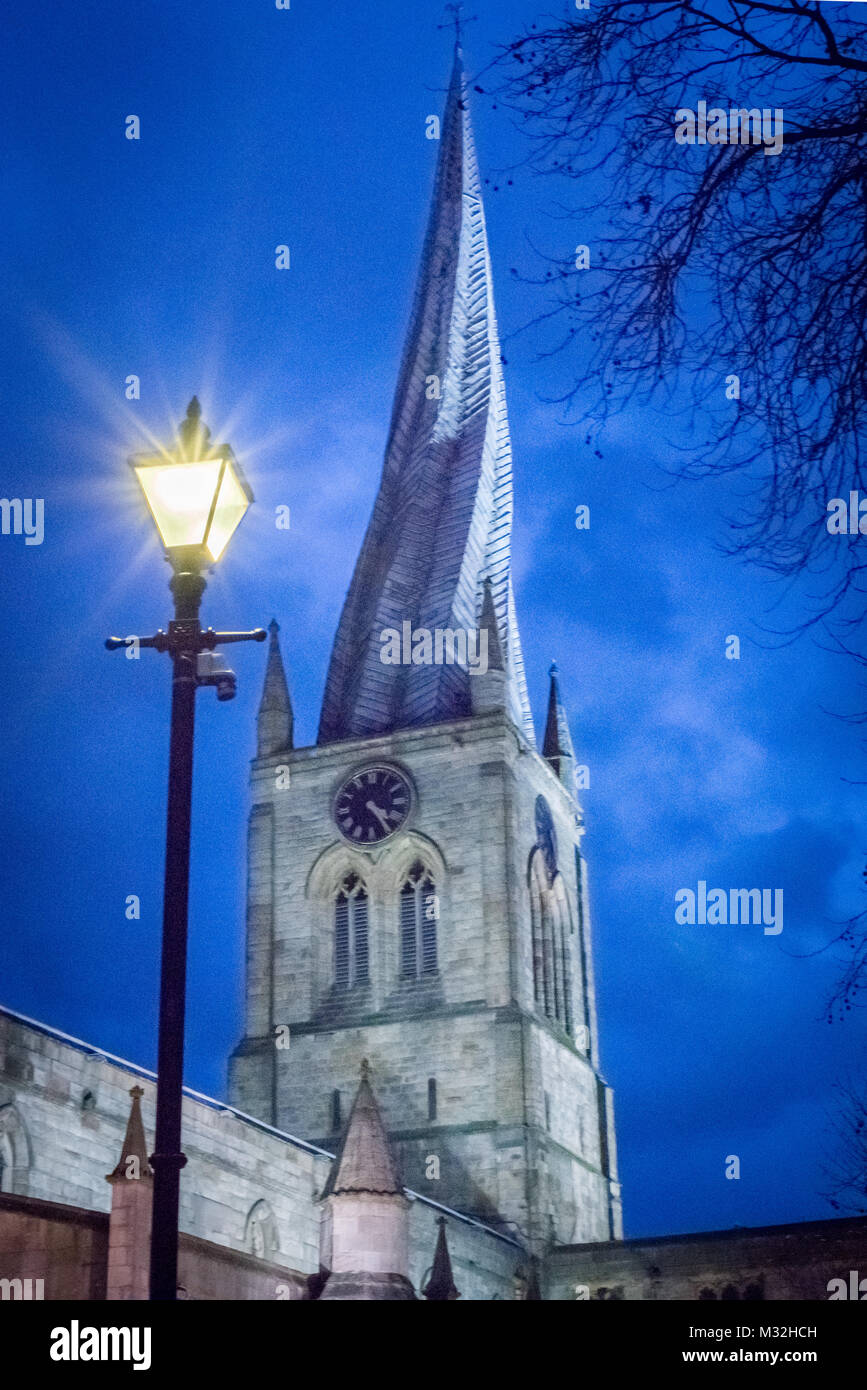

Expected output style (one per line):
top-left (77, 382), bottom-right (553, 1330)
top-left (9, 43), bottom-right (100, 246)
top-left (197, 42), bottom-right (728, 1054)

top-left (105, 626), bottom-right (267, 655)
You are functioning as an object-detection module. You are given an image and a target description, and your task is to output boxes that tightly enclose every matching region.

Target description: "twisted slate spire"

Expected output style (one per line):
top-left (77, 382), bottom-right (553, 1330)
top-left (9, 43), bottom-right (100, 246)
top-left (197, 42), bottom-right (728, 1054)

top-left (318, 46), bottom-right (534, 746)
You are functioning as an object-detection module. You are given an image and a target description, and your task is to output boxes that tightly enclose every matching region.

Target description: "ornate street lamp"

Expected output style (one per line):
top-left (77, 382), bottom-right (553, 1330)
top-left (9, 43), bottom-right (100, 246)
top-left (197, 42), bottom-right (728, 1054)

top-left (130, 396), bottom-right (252, 568)
top-left (106, 397), bottom-right (265, 1300)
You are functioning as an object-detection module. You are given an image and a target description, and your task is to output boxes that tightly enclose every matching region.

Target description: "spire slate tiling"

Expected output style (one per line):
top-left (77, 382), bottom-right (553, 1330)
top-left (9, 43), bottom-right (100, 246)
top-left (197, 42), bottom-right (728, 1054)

top-left (318, 47), bottom-right (534, 746)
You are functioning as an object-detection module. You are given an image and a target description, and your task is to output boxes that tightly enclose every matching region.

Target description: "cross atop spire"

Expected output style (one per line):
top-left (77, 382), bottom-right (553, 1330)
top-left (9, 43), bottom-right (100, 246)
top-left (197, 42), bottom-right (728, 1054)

top-left (317, 48), bottom-right (535, 747)
top-left (443, 2), bottom-right (462, 38)
top-left (439, 4), bottom-right (477, 53)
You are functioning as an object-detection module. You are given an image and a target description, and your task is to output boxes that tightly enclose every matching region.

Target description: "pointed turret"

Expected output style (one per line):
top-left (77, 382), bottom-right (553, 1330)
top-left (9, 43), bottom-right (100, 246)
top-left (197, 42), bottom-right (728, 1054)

top-left (321, 1058), bottom-right (402, 1199)
top-left (318, 46), bottom-right (534, 747)
top-left (107, 1084), bottom-right (152, 1183)
top-left (422, 1217), bottom-right (461, 1300)
top-left (257, 619), bottom-right (293, 758)
top-left (105, 1085), bottom-right (153, 1300)
top-left (543, 662), bottom-right (577, 793)
top-left (471, 576), bottom-right (507, 715)
top-left (479, 575), bottom-right (505, 672)
top-left (317, 1061), bottom-right (416, 1300)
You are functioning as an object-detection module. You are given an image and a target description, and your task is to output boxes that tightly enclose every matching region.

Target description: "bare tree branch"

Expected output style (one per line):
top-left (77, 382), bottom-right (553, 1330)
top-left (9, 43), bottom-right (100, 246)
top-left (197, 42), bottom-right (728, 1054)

top-left (821, 1080), bottom-right (867, 1215)
top-left (491, 0), bottom-right (867, 1004)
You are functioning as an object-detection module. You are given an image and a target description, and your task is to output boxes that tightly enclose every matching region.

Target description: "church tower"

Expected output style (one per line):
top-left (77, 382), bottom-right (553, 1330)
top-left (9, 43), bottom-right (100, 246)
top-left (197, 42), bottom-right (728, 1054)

top-left (229, 43), bottom-right (621, 1250)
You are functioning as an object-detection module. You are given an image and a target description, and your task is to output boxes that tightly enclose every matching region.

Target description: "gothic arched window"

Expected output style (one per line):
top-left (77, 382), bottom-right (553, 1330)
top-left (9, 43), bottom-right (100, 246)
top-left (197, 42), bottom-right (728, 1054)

top-left (0, 1103), bottom-right (29, 1196)
top-left (400, 860), bottom-right (438, 978)
top-left (529, 850), bottom-right (572, 1031)
top-left (334, 873), bottom-right (369, 987)
top-left (0, 1131), bottom-right (13, 1193)
top-left (552, 874), bottom-right (574, 1034)
top-left (530, 854), bottom-right (547, 1012)
top-left (245, 1200), bottom-right (278, 1260)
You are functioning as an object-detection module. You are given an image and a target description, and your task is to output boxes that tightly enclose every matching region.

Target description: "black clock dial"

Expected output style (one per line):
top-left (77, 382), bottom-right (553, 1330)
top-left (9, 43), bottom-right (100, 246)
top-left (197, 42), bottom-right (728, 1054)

top-left (334, 765), bottom-right (413, 845)
top-left (535, 795), bottom-right (558, 877)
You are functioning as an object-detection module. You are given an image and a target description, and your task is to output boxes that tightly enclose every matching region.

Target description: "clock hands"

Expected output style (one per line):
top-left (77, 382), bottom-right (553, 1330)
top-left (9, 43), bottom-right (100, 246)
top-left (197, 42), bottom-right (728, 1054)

top-left (335, 767), bottom-right (411, 844)
top-left (366, 800), bottom-right (392, 834)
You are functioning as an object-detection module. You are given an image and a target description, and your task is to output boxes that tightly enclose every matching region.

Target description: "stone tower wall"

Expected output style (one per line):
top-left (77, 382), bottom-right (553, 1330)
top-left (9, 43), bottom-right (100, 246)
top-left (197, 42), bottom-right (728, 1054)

top-left (230, 709), bottom-right (618, 1243)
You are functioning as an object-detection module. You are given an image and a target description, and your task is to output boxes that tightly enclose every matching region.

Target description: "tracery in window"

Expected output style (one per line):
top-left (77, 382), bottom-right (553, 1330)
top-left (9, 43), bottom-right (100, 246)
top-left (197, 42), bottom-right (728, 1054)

top-left (334, 872), bottom-right (369, 987)
top-left (529, 850), bottom-right (573, 1030)
top-left (400, 860), bottom-right (438, 979)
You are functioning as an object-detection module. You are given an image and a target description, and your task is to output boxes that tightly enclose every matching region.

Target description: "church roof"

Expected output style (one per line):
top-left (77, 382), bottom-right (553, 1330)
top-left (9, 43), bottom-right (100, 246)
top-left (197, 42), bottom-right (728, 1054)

top-left (317, 45), bottom-right (534, 746)
top-left (1, 1003), bottom-right (522, 1245)
top-left (321, 1060), bottom-right (403, 1198)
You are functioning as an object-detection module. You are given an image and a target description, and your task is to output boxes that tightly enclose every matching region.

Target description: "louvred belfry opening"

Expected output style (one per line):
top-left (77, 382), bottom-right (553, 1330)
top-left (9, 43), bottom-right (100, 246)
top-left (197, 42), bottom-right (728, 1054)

top-left (318, 45), bottom-right (534, 745)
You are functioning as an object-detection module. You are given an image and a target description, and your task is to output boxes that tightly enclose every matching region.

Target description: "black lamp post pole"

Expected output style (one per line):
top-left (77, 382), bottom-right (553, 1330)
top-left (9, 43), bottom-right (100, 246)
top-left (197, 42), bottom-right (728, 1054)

top-left (148, 565), bottom-right (204, 1301)
top-left (106, 557), bottom-right (265, 1301)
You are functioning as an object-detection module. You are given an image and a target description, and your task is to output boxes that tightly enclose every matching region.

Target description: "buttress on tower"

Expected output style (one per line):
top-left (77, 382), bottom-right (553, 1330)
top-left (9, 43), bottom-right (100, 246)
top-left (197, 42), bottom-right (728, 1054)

top-left (229, 46), bottom-right (622, 1250)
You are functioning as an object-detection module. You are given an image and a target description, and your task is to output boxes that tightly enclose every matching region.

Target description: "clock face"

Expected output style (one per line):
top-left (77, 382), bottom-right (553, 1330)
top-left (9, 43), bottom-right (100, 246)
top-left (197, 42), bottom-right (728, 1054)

top-left (535, 795), bottom-right (558, 877)
top-left (333, 765), bottom-right (413, 846)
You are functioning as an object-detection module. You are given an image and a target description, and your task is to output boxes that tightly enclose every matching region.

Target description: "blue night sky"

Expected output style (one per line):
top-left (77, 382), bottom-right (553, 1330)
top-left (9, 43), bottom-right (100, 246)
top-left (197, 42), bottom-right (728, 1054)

top-left (1, 0), bottom-right (864, 1240)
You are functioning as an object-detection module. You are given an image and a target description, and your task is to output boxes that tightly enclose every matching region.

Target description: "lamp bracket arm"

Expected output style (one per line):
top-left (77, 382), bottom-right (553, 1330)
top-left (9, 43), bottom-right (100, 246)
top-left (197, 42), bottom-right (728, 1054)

top-left (105, 632), bottom-right (169, 652)
top-left (202, 628), bottom-right (268, 647)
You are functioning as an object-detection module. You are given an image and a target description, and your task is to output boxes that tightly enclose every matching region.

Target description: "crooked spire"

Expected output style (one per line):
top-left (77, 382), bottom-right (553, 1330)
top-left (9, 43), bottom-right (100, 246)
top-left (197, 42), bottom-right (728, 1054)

top-left (542, 662), bottom-right (577, 793)
top-left (318, 47), bottom-right (534, 746)
top-left (257, 619), bottom-right (293, 758)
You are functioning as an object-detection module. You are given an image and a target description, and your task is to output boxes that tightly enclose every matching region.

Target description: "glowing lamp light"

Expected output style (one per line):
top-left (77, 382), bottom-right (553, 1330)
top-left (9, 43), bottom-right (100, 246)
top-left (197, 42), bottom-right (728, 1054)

top-left (130, 397), bottom-right (252, 567)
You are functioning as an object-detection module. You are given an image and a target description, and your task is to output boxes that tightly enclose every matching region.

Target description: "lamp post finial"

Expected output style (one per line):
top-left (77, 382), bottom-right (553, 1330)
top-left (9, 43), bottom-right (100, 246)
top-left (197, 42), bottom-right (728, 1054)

top-left (178, 395), bottom-right (210, 457)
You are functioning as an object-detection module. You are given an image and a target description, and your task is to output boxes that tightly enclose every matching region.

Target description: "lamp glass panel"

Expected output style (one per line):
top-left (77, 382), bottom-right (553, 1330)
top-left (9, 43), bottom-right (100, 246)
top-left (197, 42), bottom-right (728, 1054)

top-left (205, 461), bottom-right (250, 561)
top-left (135, 459), bottom-right (223, 549)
